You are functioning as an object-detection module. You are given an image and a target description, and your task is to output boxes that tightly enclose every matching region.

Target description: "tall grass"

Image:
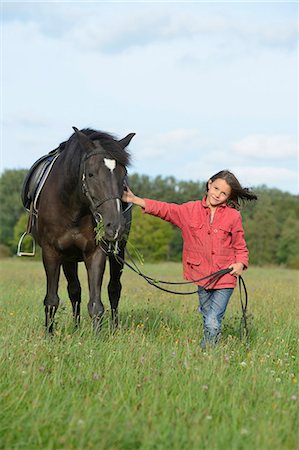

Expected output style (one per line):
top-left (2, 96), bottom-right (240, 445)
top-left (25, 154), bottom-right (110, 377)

top-left (0, 259), bottom-right (298, 450)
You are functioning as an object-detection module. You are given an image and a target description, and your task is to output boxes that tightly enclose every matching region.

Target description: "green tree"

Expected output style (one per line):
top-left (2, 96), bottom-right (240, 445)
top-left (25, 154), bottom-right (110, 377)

top-left (0, 169), bottom-right (27, 251)
top-left (276, 212), bottom-right (299, 269)
top-left (243, 194), bottom-right (280, 266)
top-left (128, 207), bottom-right (175, 261)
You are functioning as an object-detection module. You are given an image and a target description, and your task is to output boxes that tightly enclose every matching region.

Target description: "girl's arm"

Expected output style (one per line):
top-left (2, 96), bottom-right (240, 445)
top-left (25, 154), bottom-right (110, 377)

top-left (122, 186), bottom-right (185, 229)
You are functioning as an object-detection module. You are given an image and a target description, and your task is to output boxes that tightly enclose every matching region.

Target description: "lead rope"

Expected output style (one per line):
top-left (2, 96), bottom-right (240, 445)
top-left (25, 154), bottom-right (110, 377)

top-left (112, 247), bottom-right (249, 340)
top-left (238, 274), bottom-right (249, 340)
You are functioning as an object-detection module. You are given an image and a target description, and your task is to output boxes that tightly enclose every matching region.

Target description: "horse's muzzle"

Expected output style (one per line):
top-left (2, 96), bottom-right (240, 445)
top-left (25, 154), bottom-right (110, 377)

top-left (104, 221), bottom-right (126, 242)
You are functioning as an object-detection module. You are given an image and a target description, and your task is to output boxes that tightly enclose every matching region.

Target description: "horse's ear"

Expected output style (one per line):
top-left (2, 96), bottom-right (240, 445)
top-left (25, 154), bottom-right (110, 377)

top-left (72, 127), bottom-right (95, 152)
top-left (118, 133), bottom-right (136, 149)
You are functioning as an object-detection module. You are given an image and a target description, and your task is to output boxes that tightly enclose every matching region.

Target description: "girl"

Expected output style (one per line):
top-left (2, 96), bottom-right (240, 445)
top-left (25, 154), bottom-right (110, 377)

top-left (122, 170), bottom-right (257, 349)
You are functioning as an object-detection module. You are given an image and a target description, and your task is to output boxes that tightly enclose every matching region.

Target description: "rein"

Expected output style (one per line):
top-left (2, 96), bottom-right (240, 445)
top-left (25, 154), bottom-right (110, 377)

top-left (112, 246), bottom-right (249, 340)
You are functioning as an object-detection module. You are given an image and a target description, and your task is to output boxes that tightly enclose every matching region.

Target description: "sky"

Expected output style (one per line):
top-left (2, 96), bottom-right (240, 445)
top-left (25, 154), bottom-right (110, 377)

top-left (1, 1), bottom-right (298, 195)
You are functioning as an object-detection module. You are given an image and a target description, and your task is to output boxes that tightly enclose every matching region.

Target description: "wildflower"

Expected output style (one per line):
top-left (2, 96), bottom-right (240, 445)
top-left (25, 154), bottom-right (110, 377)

top-left (202, 384), bottom-right (209, 391)
top-left (240, 361), bottom-right (247, 367)
top-left (240, 428), bottom-right (249, 435)
top-left (223, 355), bottom-right (230, 364)
top-left (273, 390), bottom-right (282, 399)
top-left (290, 395), bottom-right (297, 401)
top-left (92, 373), bottom-right (101, 380)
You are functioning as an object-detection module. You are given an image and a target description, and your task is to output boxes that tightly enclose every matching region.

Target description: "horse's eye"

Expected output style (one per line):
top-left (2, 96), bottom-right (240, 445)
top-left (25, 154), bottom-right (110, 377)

top-left (88, 173), bottom-right (94, 178)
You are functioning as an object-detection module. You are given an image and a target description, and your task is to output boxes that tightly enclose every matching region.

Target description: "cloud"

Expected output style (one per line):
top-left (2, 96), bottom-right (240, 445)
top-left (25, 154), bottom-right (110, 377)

top-left (230, 166), bottom-right (298, 193)
top-left (137, 129), bottom-right (209, 159)
top-left (69, 7), bottom-right (298, 55)
top-left (232, 134), bottom-right (298, 160)
top-left (156, 159), bottom-right (298, 194)
top-left (3, 113), bottom-right (50, 129)
top-left (3, 3), bottom-right (297, 55)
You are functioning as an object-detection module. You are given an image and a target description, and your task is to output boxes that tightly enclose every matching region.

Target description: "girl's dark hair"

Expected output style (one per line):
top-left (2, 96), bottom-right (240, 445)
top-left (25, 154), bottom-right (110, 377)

top-left (206, 170), bottom-right (258, 209)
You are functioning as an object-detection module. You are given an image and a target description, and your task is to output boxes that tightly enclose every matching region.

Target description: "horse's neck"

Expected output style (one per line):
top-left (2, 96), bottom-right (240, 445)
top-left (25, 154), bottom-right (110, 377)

top-left (59, 153), bottom-right (84, 208)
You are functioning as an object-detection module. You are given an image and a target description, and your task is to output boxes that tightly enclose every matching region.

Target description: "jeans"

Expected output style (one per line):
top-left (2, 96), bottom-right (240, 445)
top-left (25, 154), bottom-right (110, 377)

top-left (198, 287), bottom-right (234, 348)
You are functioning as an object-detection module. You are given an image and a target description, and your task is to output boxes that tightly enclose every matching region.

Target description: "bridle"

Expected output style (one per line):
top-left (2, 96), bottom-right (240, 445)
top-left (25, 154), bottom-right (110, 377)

top-left (81, 150), bottom-right (126, 223)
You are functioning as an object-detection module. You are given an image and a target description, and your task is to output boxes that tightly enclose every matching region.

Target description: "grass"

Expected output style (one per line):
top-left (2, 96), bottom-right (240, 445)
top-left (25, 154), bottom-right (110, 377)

top-left (0, 258), bottom-right (298, 450)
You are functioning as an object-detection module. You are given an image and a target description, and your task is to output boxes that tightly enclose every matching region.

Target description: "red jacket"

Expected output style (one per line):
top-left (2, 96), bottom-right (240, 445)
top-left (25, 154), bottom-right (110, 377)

top-left (143, 197), bottom-right (249, 289)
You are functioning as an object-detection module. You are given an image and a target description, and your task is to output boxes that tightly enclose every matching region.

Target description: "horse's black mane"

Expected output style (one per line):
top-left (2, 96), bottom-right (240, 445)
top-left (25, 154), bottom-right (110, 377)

top-left (59, 128), bottom-right (131, 168)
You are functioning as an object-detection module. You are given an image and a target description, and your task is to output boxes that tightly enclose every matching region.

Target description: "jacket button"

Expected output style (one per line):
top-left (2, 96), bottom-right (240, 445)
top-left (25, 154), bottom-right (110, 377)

top-left (214, 229), bottom-right (218, 233)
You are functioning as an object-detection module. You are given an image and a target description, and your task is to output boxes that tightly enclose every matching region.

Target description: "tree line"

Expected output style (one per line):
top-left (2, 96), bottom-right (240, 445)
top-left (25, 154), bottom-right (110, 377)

top-left (1, 169), bottom-right (298, 268)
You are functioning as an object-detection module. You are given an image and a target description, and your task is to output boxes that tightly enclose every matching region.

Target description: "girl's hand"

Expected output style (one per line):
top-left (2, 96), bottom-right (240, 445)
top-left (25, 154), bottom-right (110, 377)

top-left (229, 262), bottom-right (244, 277)
top-left (122, 186), bottom-right (146, 208)
top-left (122, 186), bottom-right (136, 203)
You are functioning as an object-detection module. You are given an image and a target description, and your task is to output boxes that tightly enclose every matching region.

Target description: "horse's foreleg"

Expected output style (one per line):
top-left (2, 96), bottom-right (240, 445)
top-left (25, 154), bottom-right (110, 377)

top-left (42, 249), bottom-right (61, 333)
top-left (62, 261), bottom-right (81, 327)
top-left (108, 246), bottom-right (125, 328)
top-left (84, 250), bottom-right (107, 332)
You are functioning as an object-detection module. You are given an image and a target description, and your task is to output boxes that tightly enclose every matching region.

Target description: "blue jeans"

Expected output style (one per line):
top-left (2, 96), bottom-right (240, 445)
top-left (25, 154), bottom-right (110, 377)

top-left (198, 287), bottom-right (234, 348)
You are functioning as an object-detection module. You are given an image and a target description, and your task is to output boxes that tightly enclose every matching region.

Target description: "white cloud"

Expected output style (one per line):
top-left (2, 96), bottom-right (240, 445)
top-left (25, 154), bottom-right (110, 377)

top-left (3, 3), bottom-right (297, 54)
top-left (232, 135), bottom-right (298, 160)
top-left (137, 129), bottom-right (209, 159)
top-left (230, 166), bottom-right (298, 193)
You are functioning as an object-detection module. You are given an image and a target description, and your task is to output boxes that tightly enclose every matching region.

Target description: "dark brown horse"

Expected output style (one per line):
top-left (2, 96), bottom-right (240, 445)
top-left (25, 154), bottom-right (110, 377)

top-left (23, 127), bottom-right (135, 332)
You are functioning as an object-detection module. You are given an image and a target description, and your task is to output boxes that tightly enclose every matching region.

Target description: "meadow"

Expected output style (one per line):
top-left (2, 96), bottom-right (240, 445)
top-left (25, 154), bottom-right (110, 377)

top-left (0, 259), bottom-right (298, 450)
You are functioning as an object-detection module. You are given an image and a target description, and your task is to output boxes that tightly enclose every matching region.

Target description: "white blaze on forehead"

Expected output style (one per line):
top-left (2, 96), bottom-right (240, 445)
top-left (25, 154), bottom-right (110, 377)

top-left (104, 158), bottom-right (116, 172)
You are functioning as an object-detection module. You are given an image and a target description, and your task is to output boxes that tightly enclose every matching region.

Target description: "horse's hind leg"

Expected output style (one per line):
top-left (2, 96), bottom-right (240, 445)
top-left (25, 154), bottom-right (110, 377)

top-left (62, 261), bottom-right (81, 327)
top-left (42, 249), bottom-right (61, 333)
top-left (108, 246), bottom-right (125, 328)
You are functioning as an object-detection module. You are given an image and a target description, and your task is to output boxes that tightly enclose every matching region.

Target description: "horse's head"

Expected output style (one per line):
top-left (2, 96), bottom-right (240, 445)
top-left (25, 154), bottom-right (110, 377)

top-left (73, 127), bottom-right (134, 242)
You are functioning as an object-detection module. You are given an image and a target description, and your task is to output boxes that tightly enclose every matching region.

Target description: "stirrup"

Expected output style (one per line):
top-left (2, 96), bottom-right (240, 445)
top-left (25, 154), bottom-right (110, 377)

top-left (17, 232), bottom-right (36, 256)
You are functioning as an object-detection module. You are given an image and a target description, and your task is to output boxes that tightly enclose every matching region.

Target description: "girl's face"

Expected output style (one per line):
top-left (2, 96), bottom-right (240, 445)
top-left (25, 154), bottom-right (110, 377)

top-left (206, 178), bottom-right (231, 208)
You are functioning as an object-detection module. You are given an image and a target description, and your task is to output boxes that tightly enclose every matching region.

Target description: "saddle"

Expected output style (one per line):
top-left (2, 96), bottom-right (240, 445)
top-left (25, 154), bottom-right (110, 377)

top-left (18, 146), bottom-right (63, 256)
top-left (21, 145), bottom-right (64, 212)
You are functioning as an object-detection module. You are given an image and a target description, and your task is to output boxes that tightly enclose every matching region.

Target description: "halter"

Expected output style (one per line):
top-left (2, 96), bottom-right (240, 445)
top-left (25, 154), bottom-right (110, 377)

top-left (81, 150), bottom-right (125, 223)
